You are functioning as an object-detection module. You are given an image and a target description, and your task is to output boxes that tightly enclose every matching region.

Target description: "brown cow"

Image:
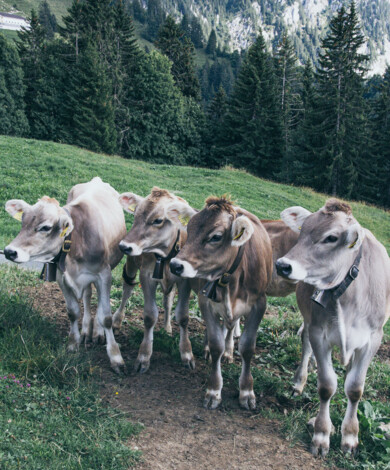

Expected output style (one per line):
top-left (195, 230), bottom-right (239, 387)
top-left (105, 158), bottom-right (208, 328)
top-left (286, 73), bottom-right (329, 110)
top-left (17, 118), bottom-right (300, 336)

top-left (276, 199), bottom-right (390, 456)
top-left (4, 177), bottom-right (136, 373)
top-left (170, 196), bottom-right (272, 409)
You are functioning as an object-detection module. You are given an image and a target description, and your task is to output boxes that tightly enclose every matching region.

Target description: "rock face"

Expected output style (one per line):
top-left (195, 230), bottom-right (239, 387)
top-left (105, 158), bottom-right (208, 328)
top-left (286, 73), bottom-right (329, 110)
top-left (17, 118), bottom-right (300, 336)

top-left (161, 0), bottom-right (390, 74)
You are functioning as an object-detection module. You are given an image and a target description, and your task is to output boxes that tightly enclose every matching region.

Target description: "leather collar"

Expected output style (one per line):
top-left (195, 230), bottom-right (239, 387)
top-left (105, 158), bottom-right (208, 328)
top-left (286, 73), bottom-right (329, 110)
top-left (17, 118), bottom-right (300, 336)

top-left (201, 244), bottom-right (245, 303)
top-left (153, 230), bottom-right (181, 280)
top-left (311, 245), bottom-right (363, 308)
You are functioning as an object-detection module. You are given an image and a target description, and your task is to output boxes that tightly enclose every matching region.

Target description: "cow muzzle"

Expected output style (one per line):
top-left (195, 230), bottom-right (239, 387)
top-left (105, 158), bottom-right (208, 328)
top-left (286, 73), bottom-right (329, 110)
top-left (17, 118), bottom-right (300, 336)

top-left (169, 259), bottom-right (184, 276)
top-left (169, 258), bottom-right (198, 278)
top-left (4, 245), bottom-right (30, 263)
top-left (275, 260), bottom-right (292, 278)
top-left (119, 241), bottom-right (142, 256)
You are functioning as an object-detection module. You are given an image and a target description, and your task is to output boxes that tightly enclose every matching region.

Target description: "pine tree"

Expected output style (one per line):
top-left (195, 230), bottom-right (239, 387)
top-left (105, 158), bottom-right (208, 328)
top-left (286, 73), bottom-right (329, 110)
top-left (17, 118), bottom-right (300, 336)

top-left (16, 9), bottom-right (46, 137)
top-left (206, 29), bottom-right (217, 56)
top-left (309, 1), bottom-right (369, 197)
top-left (190, 16), bottom-right (203, 49)
top-left (155, 16), bottom-right (200, 100)
top-left (63, 42), bottom-right (117, 154)
top-left (204, 86), bottom-right (228, 167)
top-left (38, 1), bottom-right (57, 40)
top-left (0, 34), bottom-right (29, 136)
top-left (218, 31), bottom-right (283, 179)
top-left (146, 0), bottom-right (165, 41)
top-left (59, 0), bottom-right (85, 60)
top-left (274, 33), bottom-right (302, 182)
top-left (367, 66), bottom-right (390, 207)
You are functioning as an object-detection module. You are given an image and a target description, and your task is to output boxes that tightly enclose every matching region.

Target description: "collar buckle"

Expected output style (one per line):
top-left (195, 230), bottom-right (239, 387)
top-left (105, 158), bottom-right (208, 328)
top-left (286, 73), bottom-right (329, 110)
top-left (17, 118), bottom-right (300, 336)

top-left (349, 265), bottom-right (359, 279)
top-left (62, 239), bottom-right (72, 253)
top-left (218, 273), bottom-right (231, 287)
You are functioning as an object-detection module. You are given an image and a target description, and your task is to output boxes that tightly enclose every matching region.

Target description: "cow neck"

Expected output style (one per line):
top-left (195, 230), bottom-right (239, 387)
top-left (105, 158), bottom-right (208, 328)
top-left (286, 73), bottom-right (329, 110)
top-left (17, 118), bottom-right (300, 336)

top-left (201, 244), bottom-right (245, 303)
top-left (39, 207), bottom-right (73, 282)
top-left (152, 229), bottom-right (181, 280)
top-left (311, 244), bottom-right (363, 308)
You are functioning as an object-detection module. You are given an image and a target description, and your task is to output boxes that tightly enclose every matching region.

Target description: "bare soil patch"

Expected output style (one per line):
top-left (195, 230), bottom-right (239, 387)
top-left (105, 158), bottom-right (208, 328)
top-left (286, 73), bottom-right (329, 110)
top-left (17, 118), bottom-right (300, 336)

top-left (25, 282), bottom-right (334, 470)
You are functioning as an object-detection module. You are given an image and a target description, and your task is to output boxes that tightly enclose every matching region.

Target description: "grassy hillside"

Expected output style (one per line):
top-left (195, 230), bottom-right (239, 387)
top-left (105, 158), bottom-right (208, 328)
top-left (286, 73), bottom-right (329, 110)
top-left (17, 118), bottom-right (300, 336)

top-left (1, 136), bottom-right (390, 469)
top-left (1, 136), bottom-right (389, 252)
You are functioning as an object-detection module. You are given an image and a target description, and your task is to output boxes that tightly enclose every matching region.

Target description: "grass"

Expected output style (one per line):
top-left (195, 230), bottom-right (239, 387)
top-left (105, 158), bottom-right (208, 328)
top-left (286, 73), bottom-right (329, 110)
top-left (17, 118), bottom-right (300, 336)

top-left (0, 268), bottom-right (141, 469)
top-left (0, 0), bottom-right (72, 23)
top-left (0, 136), bottom-right (389, 469)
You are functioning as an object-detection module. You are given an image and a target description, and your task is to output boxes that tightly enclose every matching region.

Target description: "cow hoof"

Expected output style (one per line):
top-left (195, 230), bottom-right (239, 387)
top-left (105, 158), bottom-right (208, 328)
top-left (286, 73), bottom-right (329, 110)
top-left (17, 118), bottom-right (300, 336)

top-left (222, 352), bottom-right (234, 364)
top-left (291, 387), bottom-right (303, 397)
top-left (203, 391), bottom-right (222, 410)
top-left (92, 334), bottom-right (106, 345)
top-left (310, 443), bottom-right (329, 458)
top-left (113, 327), bottom-right (121, 336)
top-left (239, 391), bottom-right (256, 410)
top-left (181, 352), bottom-right (195, 370)
top-left (67, 341), bottom-right (79, 352)
top-left (341, 434), bottom-right (359, 455)
top-left (134, 359), bottom-right (150, 374)
top-left (164, 325), bottom-right (173, 335)
top-left (184, 358), bottom-right (196, 370)
top-left (204, 348), bottom-right (211, 362)
top-left (80, 333), bottom-right (92, 345)
top-left (111, 362), bottom-right (127, 375)
top-left (311, 432), bottom-right (330, 457)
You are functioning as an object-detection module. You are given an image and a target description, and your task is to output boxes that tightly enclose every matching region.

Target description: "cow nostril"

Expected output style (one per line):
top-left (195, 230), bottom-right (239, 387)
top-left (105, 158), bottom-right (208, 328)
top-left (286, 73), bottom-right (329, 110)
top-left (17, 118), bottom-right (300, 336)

top-left (119, 243), bottom-right (132, 255)
top-left (276, 260), bottom-right (292, 277)
top-left (4, 248), bottom-right (17, 261)
top-left (170, 260), bottom-right (184, 276)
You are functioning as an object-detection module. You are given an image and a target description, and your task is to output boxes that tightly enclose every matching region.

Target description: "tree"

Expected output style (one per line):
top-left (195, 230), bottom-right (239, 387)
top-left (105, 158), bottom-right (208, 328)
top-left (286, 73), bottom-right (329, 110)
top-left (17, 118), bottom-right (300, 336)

top-left (146, 0), bottom-right (165, 41)
top-left (190, 16), bottom-right (203, 49)
top-left (218, 31), bottom-right (283, 179)
top-left (16, 9), bottom-right (46, 137)
top-left (38, 1), bottom-right (57, 40)
top-left (59, 0), bottom-right (85, 60)
top-left (273, 33), bottom-right (302, 182)
top-left (206, 29), bottom-right (217, 56)
top-left (155, 16), bottom-right (200, 100)
top-left (307, 1), bottom-right (369, 197)
top-left (62, 42), bottom-right (117, 154)
top-left (204, 86), bottom-right (228, 167)
top-left (0, 34), bottom-right (29, 136)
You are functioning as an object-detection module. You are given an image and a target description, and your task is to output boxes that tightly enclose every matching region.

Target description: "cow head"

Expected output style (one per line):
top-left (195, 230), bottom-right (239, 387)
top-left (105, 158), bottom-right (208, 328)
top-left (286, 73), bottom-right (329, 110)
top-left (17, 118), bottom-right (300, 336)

top-left (169, 196), bottom-right (254, 280)
top-left (276, 199), bottom-right (365, 290)
top-left (4, 196), bottom-right (73, 263)
top-left (118, 187), bottom-right (196, 257)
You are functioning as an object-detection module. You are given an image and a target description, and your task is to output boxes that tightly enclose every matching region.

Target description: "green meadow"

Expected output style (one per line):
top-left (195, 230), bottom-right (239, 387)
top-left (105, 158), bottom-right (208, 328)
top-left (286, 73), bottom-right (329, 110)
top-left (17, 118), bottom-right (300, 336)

top-left (1, 136), bottom-right (390, 469)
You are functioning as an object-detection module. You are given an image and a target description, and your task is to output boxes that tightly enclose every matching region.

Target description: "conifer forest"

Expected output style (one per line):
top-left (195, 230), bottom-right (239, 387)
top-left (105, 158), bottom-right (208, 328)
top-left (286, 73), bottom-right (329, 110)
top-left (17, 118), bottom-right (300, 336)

top-left (1, 0), bottom-right (389, 208)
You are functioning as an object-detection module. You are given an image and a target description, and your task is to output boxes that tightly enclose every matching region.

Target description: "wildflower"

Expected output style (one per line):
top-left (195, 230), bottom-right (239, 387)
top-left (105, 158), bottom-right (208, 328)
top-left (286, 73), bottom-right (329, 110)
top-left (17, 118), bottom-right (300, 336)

top-left (115, 392), bottom-right (119, 395)
top-left (6, 385), bottom-right (9, 389)
top-left (27, 384), bottom-right (31, 388)
top-left (20, 384), bottom-right (23, 388)
top-left (66, 397), bottom-right (70, 400)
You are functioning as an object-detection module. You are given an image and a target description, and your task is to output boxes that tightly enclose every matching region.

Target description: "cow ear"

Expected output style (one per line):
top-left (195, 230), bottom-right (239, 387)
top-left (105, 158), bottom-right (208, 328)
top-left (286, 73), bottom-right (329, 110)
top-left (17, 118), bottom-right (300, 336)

top-left (5, 199), bottom-right (31, 222)
top-left (58, 210), bottom-right (74, 237)
top-left (346, 223), bottom-right (365, 250)
top-left (118, 193), bottom-right (144, 214)
top-left (165, 201), bottom-right (197, 227)
top-left (281, 206), bottom-right (312, 234)
top-left (231, 216), bottom-right (254, 246)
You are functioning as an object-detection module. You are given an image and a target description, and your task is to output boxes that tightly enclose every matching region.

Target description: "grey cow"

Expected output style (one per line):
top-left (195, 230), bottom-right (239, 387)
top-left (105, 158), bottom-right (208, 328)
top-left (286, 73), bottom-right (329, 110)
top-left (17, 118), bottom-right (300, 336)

top-left (4, 177), bottom-right (137, 373)
top-left (276, 199), bottom-right (390, 456)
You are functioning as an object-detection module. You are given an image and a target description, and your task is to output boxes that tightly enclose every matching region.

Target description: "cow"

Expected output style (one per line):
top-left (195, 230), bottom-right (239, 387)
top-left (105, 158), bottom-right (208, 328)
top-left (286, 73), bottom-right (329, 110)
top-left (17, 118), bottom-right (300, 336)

top-left (169, 196), bottom-right (273, 410)
top-left (116, 187), bottom-right (198, 373)
top-left (275, 199), bottom-right (390, 456)
top-left (262, 220), bottom-right (314, 395)
top-left (4, 177), bottom-right (137, 373)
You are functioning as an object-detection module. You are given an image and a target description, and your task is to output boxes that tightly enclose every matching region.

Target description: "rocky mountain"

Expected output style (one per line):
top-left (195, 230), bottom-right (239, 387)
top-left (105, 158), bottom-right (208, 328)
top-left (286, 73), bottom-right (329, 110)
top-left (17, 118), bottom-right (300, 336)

top-left (159, 0), bottom-right (390, 74)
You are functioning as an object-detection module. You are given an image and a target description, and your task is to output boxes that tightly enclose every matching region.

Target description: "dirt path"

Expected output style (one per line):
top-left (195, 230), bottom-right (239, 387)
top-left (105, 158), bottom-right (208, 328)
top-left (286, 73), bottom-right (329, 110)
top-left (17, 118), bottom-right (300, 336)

top-left (28, 283), bottom-right (330, 470)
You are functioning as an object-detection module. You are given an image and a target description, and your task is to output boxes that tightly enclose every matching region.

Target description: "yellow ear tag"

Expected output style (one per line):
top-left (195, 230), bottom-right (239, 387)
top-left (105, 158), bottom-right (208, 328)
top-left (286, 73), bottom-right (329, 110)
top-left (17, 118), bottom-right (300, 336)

top-left (60, 227), bottom-right (68, 238)
top-left (298, 226), bottom-right (302, 231)
top-left (348, 237), bottom-right (358, 249)
top-left (128, 204), bottom-right (136, 213)
top-left (233, 228), bottom-right (245, 240)
top-left (178, 214), bottom-right (190, 226)
top-left (13, 211), bottom-right (23, 222)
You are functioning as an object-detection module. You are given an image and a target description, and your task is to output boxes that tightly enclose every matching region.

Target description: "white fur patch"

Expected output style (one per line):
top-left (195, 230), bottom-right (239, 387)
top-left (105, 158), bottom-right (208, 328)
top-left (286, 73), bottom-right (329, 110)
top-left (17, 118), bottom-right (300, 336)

top-left (174, 259), bottom-right (198, 278)
top-left (120, 241), bottom-right (142, 256)
top-left (280, 257), bottom-right (308, 281)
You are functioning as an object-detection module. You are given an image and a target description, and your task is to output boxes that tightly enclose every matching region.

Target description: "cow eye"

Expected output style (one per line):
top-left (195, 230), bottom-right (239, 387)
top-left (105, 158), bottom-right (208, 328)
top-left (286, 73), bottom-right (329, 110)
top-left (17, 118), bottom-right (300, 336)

top-left (209, 234), bottom-right (222, 243)
top-left (39, 225), bottom-right (52, 232)
top-left (152, 218), bottom-right (163, 225)
top-left (323, 235), bottom-right (338, 244)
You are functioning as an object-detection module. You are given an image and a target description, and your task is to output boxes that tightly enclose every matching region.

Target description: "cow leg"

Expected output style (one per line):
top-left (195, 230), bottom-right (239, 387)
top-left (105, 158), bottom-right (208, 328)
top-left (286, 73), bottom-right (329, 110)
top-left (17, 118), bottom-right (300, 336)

top-left (238, 295), bottom-right (266, 410)
top-left (175, 281), bottom-right (195, 369)
top-left (113, 257), bottom-right (139, 335)
top-left (223, 325), bottom-right (234, 363)
top-left (134, 271), bottom-right (158, 374)
top-left (292, 320), bottom-right (313, 396)
top-left (233, 319), bottom-right (241, 338)
top-left (163, 287), bottom-right (175, 335)
top-left (309, 332), bottom-right (337, 457)
top-left (200, 299), bottom-right (224, 409)
top-left (341, 332), bottom-right (382, 454)
top-left (95, 268), bottom-right (125, 374)
top-left (80, 284), bottom-right (93, 344)
top-left (58, 277), bottom-right (81, 351)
